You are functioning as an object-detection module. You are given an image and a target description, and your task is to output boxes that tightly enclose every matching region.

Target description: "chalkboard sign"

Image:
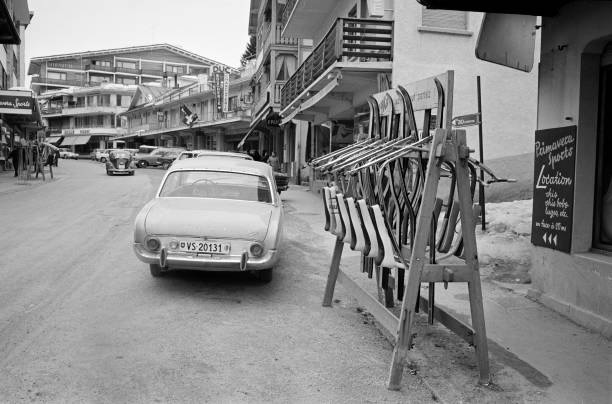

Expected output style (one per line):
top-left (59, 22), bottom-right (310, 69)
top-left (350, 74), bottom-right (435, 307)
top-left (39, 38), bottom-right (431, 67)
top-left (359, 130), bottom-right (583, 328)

top-left (531, 126), bottom-right (576, 253)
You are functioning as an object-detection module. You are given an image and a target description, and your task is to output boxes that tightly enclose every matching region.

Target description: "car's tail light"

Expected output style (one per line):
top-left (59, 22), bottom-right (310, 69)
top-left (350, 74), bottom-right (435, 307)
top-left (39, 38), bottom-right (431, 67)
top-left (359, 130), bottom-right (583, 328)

top-left (146, 237), bottom-right (161, 251)
top-left (249, 243), bottom-right (264, 257)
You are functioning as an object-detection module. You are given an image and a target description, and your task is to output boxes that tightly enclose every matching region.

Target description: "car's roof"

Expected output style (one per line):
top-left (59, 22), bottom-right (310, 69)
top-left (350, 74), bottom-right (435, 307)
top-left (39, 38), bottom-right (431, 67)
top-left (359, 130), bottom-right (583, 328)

top-left (168, 156), bottom-right (273, 176)
top-left (193, 150), bottom-right (253, 159)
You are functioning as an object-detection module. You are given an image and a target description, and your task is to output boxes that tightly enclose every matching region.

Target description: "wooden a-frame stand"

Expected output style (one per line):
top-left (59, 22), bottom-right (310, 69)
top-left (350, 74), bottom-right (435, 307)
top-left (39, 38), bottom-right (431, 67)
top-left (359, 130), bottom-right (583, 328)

top-left (322, 128), bottom-right (491, 390)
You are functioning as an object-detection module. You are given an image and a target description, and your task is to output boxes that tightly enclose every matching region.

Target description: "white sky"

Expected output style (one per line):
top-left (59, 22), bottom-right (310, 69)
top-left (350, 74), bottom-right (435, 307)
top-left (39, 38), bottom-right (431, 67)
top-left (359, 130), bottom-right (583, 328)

top-left (25, 0), bottom-right (252, 69)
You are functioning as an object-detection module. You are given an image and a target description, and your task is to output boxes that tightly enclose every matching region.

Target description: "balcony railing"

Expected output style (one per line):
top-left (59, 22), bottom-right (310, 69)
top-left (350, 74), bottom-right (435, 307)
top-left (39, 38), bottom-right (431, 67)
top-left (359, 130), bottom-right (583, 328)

top-left (48, 61), bottom-right (83, 70)
top-left (41, 106), bottom-right (63, 115)
top-left (31, 76), bottom-right (86, 87)
top-left (115, 66), bottom-right (139, 74)
top-left (140, 68), bottom-right (164, 76)
top-left (126, 109), bottom-right (252, 137)
top-left (86, 64), bottom-right (114, 72)
top-left (281, 18), bottom-right (393, 109)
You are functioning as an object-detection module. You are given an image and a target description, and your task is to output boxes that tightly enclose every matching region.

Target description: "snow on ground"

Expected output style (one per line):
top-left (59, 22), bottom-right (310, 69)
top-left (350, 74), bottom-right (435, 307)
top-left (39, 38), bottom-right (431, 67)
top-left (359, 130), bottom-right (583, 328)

top-left (476, 199), bottom-right (533, 283)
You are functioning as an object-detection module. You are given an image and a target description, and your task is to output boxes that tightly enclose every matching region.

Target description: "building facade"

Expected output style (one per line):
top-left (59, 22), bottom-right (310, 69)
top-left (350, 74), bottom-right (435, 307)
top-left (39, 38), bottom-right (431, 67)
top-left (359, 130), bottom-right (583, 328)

top-left (278, 0), bottom-right (539, 190)
top-left (243, 0), bottom-right (311, 173)
top-left (38, 83), bottom-right (136, 154)
top-left (29, 44), bottom-right (232, 155)
top-left (0, 0), bottom-right (41, 153)
top-left (120, 65), bottom-right (254, 152)
top-left (412, 0), bottom-right (612, 337)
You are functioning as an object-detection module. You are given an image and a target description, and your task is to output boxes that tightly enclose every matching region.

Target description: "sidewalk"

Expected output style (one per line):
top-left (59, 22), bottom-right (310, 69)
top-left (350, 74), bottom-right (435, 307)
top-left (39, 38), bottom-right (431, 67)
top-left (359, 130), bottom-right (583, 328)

top-left (282, 185), bottom-right (611, 404)
top-left (0, 165), bottom-right (62, 196)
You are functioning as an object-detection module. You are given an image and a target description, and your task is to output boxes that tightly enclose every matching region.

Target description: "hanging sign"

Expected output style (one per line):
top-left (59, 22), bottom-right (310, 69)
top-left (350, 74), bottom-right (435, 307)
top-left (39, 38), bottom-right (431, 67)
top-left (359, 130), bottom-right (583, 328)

top-left (266, 111), bottom-right (282, 127)
top-left (531, 125), bottom-right (576, 253)
top-left (223, 70), bottom-right (230, 113)
top-left (0, 90), bottom-right (33, 115)
top-left (451, 113), bottom-right (481, 127)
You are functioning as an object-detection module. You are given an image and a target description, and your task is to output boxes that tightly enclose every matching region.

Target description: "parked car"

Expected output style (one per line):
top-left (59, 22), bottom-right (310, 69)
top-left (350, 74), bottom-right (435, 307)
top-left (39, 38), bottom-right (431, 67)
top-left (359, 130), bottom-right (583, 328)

top-left (59, 148), bottom-right (79, 159)
top-left (195, 151), bottom-right (289, 193)
top-left (105, 150), bottom-right (135, 176)
top-left (133, 158), bottom-right (283, 281)
top-left (136, 147), bottom-right (184, 168)
top-left (90, 149), bottom-right (101, 160)
top-left (97, 149), bottom-right (120, 163)
top-left (157, 150), bottom-right (181, 170)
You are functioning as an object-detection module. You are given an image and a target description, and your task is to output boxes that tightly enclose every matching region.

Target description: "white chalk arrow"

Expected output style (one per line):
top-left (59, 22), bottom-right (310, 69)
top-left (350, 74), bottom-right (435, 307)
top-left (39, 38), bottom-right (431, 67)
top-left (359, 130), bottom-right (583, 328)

top-left (553, 234), bottom-right (558, 246)
top-left (543, 233), bottom-right (548, 243)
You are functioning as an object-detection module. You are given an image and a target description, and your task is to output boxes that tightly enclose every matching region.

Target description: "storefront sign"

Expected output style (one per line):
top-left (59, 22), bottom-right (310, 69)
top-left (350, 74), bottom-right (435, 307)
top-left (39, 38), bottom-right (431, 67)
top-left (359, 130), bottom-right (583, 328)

top-left (531, 125), bottom-right (576, 253)
top-left (452, 113), bottom-right (480, 127)
top-left (266, 112), bottom-right (282, 127)
top-left (0, 90), bottom-right (33, 115)
top-left (223, 70), bottom-right (230, 113)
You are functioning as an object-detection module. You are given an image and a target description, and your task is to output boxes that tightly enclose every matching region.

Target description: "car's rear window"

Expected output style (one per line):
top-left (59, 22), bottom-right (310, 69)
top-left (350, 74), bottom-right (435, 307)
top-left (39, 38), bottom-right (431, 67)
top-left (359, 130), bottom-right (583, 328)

top-left (159, 170), bottom-right (272, 203)
top-left (111, 151), bottom-right (131, 159)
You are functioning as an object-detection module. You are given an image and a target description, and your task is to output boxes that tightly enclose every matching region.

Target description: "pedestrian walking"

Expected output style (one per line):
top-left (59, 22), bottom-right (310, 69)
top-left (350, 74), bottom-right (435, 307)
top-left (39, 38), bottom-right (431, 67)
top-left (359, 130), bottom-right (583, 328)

top-left (9, 146), bottom-right (19, 177)
top-left (261, 149), bottom-right (270, 163)
top-left (268, 151), bottom-right (280, 171)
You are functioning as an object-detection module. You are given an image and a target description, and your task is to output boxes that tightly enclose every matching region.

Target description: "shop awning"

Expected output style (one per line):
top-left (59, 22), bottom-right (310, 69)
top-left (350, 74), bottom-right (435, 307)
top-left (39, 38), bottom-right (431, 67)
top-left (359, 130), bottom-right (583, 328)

top-left (237, 126), bottom-right (257, 150)
top-left (71, 135), bottom-right (91, 145)
top-left (45, 136), bottom-right (62, 143)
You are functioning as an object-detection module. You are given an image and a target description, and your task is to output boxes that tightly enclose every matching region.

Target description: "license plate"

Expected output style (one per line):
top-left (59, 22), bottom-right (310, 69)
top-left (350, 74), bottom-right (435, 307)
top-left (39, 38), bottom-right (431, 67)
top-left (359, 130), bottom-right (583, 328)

top-left (118, 164), bottom-right (125, 169)
top-left (177, 239), bottom-right (230, 254)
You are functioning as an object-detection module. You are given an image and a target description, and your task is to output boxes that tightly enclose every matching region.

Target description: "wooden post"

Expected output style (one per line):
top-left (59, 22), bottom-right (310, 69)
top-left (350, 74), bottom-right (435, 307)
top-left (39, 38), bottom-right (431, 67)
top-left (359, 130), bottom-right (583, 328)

top-left (322, 238), bottom-right (344, 307)
top-left (453, 131), bottom-right (491, 384)
top-left (387, 128), bottom-right (447, 390)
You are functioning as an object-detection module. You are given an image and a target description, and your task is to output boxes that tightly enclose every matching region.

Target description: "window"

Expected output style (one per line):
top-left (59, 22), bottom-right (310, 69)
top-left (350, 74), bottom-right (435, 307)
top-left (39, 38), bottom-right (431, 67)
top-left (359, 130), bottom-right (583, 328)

top-left (159, 171), bottom-right (272, 203)
top-left (116, 61), bottom-right (137, 69)
top-left (97, 94), bottom-right (111, 106)
top-left (228, 96), bottom-right (238, 111)
top-left (76, 97), bottom-right (85, 107)
top-left (116, 76), bottom-right (136, 85)
top-left (167, 65), bottom-right (185, 74)
top-left (421, 8), bottom-right (468, 31)
top-left (90, 75), bottom-right (110, 83)
top-left (93, 60), bottom-right (111, 67)
top-left (47, 71), bottom-right (67, 80)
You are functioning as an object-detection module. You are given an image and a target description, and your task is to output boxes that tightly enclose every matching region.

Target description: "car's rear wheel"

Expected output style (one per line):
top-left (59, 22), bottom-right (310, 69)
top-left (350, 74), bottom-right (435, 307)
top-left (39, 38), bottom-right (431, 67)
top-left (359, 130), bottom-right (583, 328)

top-left (106, 170), bottom-right (111, 176)
top-left (138, 160), bottom-right (148, 168)
top-left (100, 157), bottom-right (107, 163)
top-left (258, 268), bottom-right (273, 283)
top-left (149, 264), bottom-right (164, 277)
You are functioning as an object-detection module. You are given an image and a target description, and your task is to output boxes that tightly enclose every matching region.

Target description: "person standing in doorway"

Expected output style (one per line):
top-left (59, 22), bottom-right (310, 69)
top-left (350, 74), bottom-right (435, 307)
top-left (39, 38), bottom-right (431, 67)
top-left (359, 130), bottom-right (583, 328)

top-left (268, 151), bottom-right (280, 171)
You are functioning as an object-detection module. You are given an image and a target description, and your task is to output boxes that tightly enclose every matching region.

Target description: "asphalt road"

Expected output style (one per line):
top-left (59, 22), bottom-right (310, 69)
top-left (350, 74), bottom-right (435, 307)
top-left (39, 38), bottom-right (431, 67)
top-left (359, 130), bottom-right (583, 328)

top-left (0, 160), bottom-right (435, 403)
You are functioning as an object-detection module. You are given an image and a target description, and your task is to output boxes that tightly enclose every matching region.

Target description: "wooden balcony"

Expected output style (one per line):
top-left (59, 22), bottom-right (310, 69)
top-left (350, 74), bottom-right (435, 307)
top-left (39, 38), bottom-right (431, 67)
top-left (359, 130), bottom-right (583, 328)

top-left (280, 18), bottom-right (393, 109)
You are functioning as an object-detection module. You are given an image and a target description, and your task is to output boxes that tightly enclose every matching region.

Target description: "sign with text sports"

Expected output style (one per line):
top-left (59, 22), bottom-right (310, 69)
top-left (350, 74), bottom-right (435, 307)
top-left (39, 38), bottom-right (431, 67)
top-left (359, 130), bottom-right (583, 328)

top-left (531, 125), bottom-right (576, 253)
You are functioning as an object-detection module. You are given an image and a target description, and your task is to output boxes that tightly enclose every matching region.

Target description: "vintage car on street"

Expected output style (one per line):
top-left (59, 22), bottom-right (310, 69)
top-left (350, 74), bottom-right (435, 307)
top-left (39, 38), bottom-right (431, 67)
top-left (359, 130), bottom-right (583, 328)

top-left (106, 150), bottom-right (135, 175)
top-left (136, 147), bottom-right (184, 168)
top-left (133, 158), bottom-right (283, 281)
top-left (59, 148), bottom-right (79, 159)
top-left (156, 150), bottom-right (182, 170)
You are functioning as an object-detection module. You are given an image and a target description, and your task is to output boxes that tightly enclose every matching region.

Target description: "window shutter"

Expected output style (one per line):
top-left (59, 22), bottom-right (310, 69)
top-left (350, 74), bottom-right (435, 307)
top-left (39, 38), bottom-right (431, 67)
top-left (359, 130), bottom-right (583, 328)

top-left (422, 8), bottom-right (467, 30)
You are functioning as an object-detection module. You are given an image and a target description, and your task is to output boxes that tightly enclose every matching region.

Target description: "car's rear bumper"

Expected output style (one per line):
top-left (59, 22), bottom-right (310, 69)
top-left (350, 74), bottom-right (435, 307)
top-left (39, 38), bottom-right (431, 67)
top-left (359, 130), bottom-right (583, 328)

top-left (133, 243), bottom-right (278, 271)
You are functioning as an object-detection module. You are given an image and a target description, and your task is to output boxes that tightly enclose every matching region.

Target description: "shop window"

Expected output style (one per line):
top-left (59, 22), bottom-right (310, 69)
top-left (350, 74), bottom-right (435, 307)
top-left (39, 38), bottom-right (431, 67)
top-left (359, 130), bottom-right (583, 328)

top-left (421, 8), bottom-right (467, 31)
top-left (594, 44), bottom-right (612, 251)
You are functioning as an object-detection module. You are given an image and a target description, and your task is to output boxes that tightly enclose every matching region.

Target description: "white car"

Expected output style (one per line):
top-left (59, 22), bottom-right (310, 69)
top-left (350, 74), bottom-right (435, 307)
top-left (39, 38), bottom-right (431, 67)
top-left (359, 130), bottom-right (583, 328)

top-left (59, 148), bottom-right (78, 159)
top-left (132, 157), bottom-right (284, 281)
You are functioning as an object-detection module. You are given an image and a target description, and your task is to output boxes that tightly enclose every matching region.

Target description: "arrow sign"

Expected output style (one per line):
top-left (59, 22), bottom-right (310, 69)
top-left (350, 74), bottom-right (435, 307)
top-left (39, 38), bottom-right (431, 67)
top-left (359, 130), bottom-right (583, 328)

top-left (543, 233), bottom-right (548, 243)
top-left (553, 234), bottom-right (558, 246)
top-left (452, 113), bottom-right (481, 127)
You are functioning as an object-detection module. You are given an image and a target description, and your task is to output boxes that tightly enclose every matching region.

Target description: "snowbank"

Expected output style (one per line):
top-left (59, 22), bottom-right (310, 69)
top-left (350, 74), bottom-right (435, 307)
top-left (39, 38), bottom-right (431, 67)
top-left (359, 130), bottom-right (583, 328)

top-left (477, 199), bottom-right (533, 283)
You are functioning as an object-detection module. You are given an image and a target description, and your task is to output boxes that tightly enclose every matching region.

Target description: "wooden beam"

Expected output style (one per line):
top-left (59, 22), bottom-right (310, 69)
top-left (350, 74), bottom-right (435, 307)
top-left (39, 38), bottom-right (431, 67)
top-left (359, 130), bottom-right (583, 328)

top-left (337, 269), bottom-right (399, 339)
